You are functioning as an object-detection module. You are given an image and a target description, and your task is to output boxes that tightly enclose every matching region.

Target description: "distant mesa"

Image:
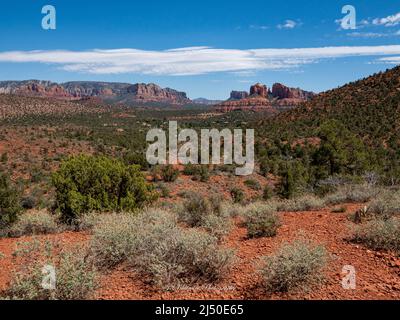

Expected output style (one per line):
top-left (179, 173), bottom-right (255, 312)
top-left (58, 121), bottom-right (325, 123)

top-left (0, 80), bottom-right (191, 106)
top-left (230, 91), bottom-right (249, 100)
top-left (193, 97), bottom-right (223, 105)
top-left (0, 79), bottom-right (315, 110)
top-left (216, 82), bottom-right (315, 112)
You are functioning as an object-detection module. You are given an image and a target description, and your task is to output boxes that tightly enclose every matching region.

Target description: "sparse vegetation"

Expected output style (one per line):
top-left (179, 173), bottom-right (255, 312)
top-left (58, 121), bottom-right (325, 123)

top-left (6, 211), bottom-right (60, 238)
top-left (178, 193), bottom-right (231, 239)
top-left (242, 202), bottom-right (280, 238)
top-left (259, 239), bottom-right (328, 292)
top-left (331, 206), bottom-right (346, 213)
top-left (262, 185), bottom-right (274, 201)
top-left (161, 165), bottom-right (180, 182)
top-left (90, 209), bottom-right (234, 286)
top-left (276, 195), bottom-right (324, 212)
top-left (244, 179), bottom-right (261, 191)
top-left (351, 218), bottom-right (400, 254)
top-left (230, 187), bottom-right (244, 204)
top-left (367, 189), bottom-right (400, 219)
top-left (4, 241), bottom-right (97, 300)
top-left (324, 184), bottom-right (377, 205)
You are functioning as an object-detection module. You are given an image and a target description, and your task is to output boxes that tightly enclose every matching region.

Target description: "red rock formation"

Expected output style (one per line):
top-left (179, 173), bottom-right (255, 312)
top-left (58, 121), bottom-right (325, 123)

top-left (272, 83), bottom-right (315, 100)
top-left (216, 82), bottom-right (315, 113)
top-left (230, 91), bottom-right (249, 100)
top-left (250, 83), bottom-right (269, 98)
top-left (127, 83), bottom-right (190, 104)
top-left (0, 80), bottom-right (192, 105)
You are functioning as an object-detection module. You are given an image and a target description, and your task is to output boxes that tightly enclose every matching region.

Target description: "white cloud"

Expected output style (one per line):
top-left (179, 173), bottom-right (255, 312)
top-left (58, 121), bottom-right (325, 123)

top-left (373, 12), bottom-right (400, 27)
top-left (277, 20), bottom-right (300, 29)
top-left (360, 19), bottom-right (370, 26)
top-left (1, 45), bottom-right (400, 76)
top-left (347, 32), bottom-right (388, 38)
top-left (378, 56), bottom-right (400, 64)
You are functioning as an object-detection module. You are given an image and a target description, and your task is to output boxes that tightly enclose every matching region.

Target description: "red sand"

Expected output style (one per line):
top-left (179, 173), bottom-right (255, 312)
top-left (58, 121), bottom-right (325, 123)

top-left (1, 203), bottom-right (398, 300)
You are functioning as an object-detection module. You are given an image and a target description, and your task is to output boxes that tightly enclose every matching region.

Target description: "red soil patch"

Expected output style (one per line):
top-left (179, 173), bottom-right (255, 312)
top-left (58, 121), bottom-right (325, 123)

top-left (0, 232), bottom-right (90, 292)
top-left (1, 204), bottom-right (399, 300)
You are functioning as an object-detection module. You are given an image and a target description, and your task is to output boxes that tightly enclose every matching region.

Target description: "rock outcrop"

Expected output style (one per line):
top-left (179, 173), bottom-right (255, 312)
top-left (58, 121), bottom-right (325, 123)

top-left (216, 82), bottom-right (315, 112)
top-left (272, 83), bottom-right (315, 100)
top-left (126, 83), bottom-right (190, 104)
top-left (0, 80), bottom-right (192, 105)
top-left (230, 91), bottom-right (249, 100)
top-left (250, 83), bottom-right (269, 98)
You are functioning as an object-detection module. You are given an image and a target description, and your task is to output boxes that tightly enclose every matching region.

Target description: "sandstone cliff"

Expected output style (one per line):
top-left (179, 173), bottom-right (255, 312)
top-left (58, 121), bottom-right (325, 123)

top-left (0, 80), bottom-right (192, 105)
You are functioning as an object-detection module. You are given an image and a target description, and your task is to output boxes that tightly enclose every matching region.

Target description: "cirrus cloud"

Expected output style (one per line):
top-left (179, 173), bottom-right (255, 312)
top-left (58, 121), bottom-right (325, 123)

top-left (373, 12), bottom-right (400, 27)
top-left (0, 45), bottom-right (400, 76)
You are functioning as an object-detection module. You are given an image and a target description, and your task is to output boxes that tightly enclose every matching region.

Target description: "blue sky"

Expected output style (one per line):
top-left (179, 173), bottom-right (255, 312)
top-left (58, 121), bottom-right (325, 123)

top-left (0, 0), bottom-right (400, 99)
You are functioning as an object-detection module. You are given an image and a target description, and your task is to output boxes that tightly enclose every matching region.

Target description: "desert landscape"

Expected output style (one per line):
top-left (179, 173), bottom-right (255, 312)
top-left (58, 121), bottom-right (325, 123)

top-left (0, 1), bottom-right (399, 306)
top-left (0, 66), bottom-right (399, 301)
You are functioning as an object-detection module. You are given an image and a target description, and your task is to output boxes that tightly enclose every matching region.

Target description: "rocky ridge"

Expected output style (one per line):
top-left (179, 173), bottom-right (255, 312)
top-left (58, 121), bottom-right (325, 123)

top-left (216, 83), bottom-right (315, 112)
top-left (0, 80), bottom-right (191, 105)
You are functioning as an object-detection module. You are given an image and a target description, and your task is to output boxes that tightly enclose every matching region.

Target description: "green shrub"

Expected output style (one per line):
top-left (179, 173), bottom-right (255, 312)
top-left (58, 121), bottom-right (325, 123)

top-left (179, 193), bottom-right (212, 227)
top-left (183, 163), bottom-right (198, 176)
top-left (183, 164), bottom-right (209, 181)
top-left (123, 152), bottom-right (150, 170)
top-left (244, 179), bottom-right (261, 191)
top-left (351, 218), bottom-right (400, 254)
top-left (276, 195), bottom-right (324, 212)
top-left (259, 239), bottom-right (328, 292)
top-left (30, 167), bottom-right (44, 183)
top-left (4, 242), bottom-right (97, 300)
top-left (276, 162), bottom-right (308, 199)
top-left (230, 187), bottom-right (244, 204)
top-left (0, 173), bottom-right (21, 229)
top-left (263, 185), bottom-right (274, 201)
top-left (21, 195), bottom-right (37, 210)
top-left (157, 183), bottom-right (171, 198)
top-left (243, 203), bottom-right (280, 238)
top-left (1, 153), bottom-right (8, 163)
top-left (52, 155), bottom-right (156, 223)
top-left (196, 165), bottom-right (210, 182)
top-left (6, 211), bottom-right (60, 238)
top-left (161, 165), bottom-right (180, 182)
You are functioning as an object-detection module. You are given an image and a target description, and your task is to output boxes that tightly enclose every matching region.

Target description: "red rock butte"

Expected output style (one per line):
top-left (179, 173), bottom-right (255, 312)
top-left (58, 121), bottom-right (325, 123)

top-left (215, 82), bottom-right (315, 112)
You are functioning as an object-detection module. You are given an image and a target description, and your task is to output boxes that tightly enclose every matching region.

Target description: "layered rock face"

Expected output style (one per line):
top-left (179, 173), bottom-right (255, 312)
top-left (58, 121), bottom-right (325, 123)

top-left (216, 82), bottom-right (315, 112)
top-left (0, 80), bottom-right (192, 105)
top-left (230, 91), bottom-right (249, 100)
top-left (249, 83), bottom-right (269, 98)
top-left (272, 83), bottom-right (315, 100)
top-left (0, 81), bottom-right (72, 99)
top-left (127, 83), bottom-right (190, 104)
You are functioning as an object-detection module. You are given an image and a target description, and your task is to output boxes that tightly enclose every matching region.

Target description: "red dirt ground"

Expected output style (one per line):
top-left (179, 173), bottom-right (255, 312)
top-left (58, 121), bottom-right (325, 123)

top-left (1, 203), bottom-right (399, 300)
